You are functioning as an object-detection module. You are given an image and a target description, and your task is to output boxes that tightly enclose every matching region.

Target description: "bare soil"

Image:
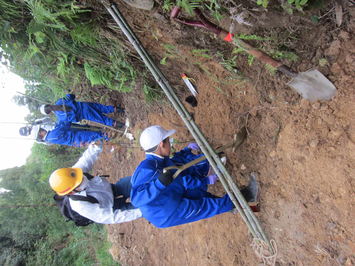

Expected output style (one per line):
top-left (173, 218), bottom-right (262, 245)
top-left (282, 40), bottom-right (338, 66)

top-left (90, 2), bottom-right (354, 265)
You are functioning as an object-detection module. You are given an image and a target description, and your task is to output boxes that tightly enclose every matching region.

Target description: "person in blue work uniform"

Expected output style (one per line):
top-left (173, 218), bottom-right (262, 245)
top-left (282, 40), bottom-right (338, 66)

top-left (130, 125), bottom-right (260, 228)
top-left (39, 94), bottom-right (126, 128)
top-left (31, 122), bottom-right (108, 147)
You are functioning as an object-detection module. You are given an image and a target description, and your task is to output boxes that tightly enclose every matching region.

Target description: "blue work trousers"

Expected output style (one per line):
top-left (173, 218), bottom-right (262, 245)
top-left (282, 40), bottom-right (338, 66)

top-left (111, 176), bottom-right (135, 211)
top-left (158, 194), bottom-right (234, 228)
top-left (81, 103), bottom-right (115, 127)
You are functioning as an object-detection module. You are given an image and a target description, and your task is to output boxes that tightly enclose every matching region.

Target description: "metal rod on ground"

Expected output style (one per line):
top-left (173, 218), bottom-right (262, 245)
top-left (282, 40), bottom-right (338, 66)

top-left (101, 0), bottom-right (274, 255)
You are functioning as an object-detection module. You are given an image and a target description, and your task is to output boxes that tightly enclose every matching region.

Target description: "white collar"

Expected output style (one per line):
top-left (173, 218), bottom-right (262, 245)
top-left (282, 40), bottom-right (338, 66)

top-left (146, 152), bottom-right (164, 159)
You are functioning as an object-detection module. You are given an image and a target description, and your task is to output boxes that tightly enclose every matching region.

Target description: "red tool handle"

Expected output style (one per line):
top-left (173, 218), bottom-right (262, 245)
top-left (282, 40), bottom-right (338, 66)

top-left (171, 7), bottom-right (297, 77)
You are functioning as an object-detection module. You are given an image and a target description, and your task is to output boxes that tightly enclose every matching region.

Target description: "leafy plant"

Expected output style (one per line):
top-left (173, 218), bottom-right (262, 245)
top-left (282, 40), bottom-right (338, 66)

top-left (269, 50), bottom-right (299, 62)
top-left (177, 0), bottom-right (203, 15)
top-left (283, 0), bottom-right (309, 13)
top-left (257, 0), bottom-right (309, 13)
top-left (235, 33), bottom-right (270, 41)
top-left (143, 84), bottom-right (161, 102)
top-left (162, 0), bottom-right (174, 11)
top-left (160, 44), bottom-right (178, 65)
top-left (216, 52), bottom-right (239, 73)
top-left (256, 0), bottom-right (270, 8)
top-left (204, 0), bottom-right (223, 22)
top-left (191, 49), bottom-right (212, 59)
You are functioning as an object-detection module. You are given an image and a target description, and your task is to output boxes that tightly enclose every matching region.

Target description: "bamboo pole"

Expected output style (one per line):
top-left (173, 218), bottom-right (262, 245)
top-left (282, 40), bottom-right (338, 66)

top-left (101, 0), bottom-right (273, 252)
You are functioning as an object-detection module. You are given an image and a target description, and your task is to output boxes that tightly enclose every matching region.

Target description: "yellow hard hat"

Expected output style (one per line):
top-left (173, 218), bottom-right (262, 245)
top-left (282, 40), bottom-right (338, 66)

top-left (49, 168), bottom-right (83, 196)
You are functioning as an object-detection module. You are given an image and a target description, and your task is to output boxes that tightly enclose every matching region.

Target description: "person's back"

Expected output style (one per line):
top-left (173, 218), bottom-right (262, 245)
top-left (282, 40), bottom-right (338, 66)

top-left (131, 154), bottom-right (186, 226)
top-left (50, 144), bottom-right (142, 224)
top-left (69, 175), bottom-right (140, 224)
top-left (131, 125), bottom-right (260, 229)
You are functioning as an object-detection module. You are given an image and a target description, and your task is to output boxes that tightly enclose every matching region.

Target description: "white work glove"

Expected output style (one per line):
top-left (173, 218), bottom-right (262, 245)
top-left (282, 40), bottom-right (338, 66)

top-left (88, 142), bottom-right (103, 153)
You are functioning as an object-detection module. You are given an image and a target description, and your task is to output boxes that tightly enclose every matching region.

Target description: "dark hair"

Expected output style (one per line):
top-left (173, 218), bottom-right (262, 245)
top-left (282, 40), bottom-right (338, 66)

top-left (44, 105), bottom-right (51, 114)
top-left (145, 137), bottom-right (169, 152)
top-left (145, 145), bottom-right (158, 153)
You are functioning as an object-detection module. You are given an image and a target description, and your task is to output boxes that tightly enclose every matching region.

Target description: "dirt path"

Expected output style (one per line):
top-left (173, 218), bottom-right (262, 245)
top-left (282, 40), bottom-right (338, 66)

top-left (92, 3), bottom-right (354, 265)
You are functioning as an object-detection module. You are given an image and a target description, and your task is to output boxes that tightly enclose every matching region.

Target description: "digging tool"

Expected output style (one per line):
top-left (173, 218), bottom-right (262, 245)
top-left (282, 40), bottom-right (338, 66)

top-left (171, 7), bottom-right (337, 101)
top-left (164, 127), bottom-right (247, 178)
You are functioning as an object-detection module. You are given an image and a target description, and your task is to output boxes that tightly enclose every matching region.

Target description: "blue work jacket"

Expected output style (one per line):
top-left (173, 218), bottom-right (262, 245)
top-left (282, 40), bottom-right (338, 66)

top-left (130, 149), bottom-right (209, 227)
top-left (54, 94), bottom-right (80, 122)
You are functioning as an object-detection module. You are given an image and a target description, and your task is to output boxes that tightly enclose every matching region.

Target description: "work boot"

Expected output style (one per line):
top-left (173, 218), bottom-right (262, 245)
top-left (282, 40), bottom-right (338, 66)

top-left (121, 0), bottom-right (154, 10)
top-left (113, 121), bottom-right (125, 129)
top-left (230, 173), bottom-right (260, 214)
top-left (241, 172), bottom-right (260, 205)
top-left (114, 104), bottom-right (125, 114)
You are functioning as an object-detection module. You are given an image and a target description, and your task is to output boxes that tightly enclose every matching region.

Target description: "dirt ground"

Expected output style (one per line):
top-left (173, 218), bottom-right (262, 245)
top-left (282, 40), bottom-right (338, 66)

top-left (90, 1), bottom-right (354, 265)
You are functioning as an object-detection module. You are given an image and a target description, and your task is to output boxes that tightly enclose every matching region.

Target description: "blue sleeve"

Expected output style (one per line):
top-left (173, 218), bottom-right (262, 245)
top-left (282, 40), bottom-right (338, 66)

top-left (171, 147), bottom-right (194, 164)
top-left (65, 94), bottom-right (76, 101)
top-left (56, 94), bottom-right (75, 105)
top-left (130, 162), bottom-right (167, 206)
top-left (180, 175), bottom-right (209, 190)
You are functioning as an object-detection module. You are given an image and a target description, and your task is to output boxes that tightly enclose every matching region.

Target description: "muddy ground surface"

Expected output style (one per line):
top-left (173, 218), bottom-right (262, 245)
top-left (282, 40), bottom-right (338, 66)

top-left (89, 1), bottom-right (354, 265)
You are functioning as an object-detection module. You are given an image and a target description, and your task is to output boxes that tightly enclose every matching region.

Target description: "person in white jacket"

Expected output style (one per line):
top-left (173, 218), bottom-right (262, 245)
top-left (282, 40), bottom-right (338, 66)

top-left (49, 144), bottom-right (142, 224)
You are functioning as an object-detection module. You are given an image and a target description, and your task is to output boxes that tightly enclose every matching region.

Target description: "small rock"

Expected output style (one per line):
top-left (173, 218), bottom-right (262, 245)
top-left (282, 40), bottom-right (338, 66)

top-left (309, 139), bottom-right (319, 148)
top-left (269, 150), bottom-right (277, 158)
top-left (312, 102), bottom-right (321, 110)
top-left (240, 164), bottom-right (246, 170)
top-left (345, 257), bottom-right (354, 266)
top-left (320, 104), bottom-right (329, 111)
top-left (330, 129), bottom-right (343, 138)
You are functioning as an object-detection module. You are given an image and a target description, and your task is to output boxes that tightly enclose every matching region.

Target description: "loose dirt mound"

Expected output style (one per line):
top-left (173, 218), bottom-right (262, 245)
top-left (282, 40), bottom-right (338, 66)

top-left (92, 2), bottom-right (354, 265)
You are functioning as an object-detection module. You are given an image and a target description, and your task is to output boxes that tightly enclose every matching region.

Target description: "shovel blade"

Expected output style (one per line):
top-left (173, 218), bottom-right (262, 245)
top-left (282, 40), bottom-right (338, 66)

top-left (288, 69), bottom-right (336, 101)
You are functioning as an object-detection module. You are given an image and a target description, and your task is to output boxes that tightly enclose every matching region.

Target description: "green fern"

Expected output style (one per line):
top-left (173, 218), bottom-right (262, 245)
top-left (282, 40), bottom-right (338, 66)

top-left (70, 23), bottom-right (98, 46)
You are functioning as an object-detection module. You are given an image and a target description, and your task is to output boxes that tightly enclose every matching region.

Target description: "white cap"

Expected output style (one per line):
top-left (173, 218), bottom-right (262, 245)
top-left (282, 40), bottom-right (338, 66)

top-left (140, 125), bottom-right (176, 151)
top-left (39, 104), bottom-right (49, 115)
top-left (30, 125), bottom-right (41, 140)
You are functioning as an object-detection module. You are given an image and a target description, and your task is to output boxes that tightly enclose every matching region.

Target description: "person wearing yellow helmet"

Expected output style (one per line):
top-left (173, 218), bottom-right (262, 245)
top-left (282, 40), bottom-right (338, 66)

top-left (49, 144), bottom-right (142, 224)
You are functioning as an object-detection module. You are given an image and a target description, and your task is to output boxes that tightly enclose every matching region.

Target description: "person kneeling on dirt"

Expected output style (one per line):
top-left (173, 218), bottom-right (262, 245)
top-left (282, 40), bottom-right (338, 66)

top-left (130, 125), bottom-right (259, 228)
top-left (40, 94), bottom-right (126, 129)
top-left (49, 144), bottom-right (142, 224)
top-left (31, 121), bottom-right (110, 147)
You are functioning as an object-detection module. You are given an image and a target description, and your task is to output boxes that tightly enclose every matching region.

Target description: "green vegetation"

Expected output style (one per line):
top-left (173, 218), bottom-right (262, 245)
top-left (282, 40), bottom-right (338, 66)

top-left (191, 49), bottom-right (212, 59)
top-left (0, 0), bottom-right (138, 107)
top-left (174, 0), bottom-right (224, 22)
top-left (160, 44), bottom-right (178, 65)
top-left (0, 144), bottom-right (118, 265)
top-left (257, 0), bottom-right (309, 13)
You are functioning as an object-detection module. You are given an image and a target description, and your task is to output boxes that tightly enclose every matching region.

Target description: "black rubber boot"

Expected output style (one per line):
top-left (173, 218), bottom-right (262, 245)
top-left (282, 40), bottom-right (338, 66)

top-left (241, 173), bottom-right (260, 204)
